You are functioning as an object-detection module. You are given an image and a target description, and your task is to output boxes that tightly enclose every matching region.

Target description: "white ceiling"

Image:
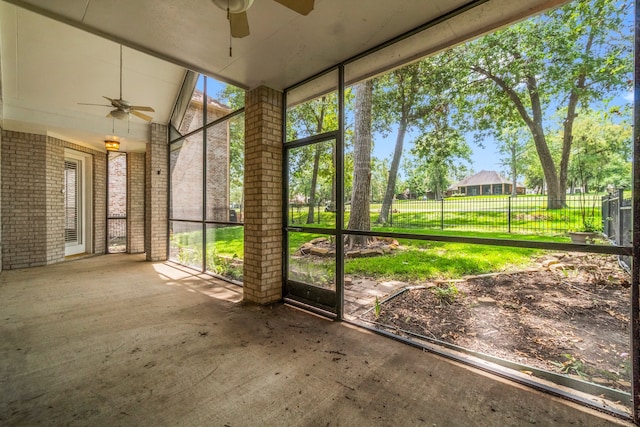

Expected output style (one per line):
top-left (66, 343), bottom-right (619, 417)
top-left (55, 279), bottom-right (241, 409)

top-left (0, 0), bottom-right (565, 152)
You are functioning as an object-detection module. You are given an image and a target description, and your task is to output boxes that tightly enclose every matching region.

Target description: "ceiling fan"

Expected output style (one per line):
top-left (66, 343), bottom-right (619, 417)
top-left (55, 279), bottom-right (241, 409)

top-left (79, 45), bottom-right (155, 122)
top-left (211, 0), bottom-right (315, 39)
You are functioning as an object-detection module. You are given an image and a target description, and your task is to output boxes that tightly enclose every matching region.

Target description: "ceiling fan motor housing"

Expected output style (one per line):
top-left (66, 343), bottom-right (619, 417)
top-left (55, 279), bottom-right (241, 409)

top-left (211, 0), bottom-right (254, 13)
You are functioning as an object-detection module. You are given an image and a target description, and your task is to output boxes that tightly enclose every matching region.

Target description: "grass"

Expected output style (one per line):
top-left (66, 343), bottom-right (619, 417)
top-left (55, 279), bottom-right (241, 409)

top-left (171, 194), bottom-right (603, 282)
top-left (289, 194), bottom-right (603, 235)
top-left (344, 239), bottom-right (541, 282)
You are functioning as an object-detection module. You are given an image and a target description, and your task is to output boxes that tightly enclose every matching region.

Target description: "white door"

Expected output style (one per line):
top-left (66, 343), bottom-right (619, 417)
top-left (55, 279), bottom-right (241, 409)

top-left (64, 150), bottom-right (92, 256)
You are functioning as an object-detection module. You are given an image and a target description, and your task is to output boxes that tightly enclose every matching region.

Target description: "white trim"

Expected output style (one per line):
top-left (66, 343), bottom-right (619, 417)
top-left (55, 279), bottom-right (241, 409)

top-left (64, 149), bottom-right (93, 256)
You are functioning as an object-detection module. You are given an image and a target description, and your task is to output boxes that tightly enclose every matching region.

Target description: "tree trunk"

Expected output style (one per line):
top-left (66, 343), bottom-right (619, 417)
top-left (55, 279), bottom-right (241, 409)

top-left (305, 97), bottom-right (327, 223)
top-left (306, 144), bottom-right (322, 223)
top-left (331, 143), bottom-right (336, 209)
top-left (347, 80), bottom-right (373, 248)
top-left (377, 118), bottom-right (407, 224)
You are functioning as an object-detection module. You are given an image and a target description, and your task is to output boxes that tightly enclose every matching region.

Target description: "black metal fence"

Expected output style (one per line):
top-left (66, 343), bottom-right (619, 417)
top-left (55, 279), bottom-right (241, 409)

top-left (289, 194), bottom-right (633, 242)
top-left (602, 189), bottom-right (632, 269)
top-left (384, 195), bottom-right (603, 235)
top-left (107, 217), bottom-right (126, 253)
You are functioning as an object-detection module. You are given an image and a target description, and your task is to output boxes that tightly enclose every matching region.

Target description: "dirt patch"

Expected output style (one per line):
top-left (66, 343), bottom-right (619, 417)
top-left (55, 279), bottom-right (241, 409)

top-left (295, 236), bottom-right (400, 258)
top-left (363, 253), bottom-right (632, 394)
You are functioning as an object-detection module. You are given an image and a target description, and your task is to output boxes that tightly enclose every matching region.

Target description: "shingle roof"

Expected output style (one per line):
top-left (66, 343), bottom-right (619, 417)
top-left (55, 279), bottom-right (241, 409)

top-left (449, 170), bottom-right (525, 190)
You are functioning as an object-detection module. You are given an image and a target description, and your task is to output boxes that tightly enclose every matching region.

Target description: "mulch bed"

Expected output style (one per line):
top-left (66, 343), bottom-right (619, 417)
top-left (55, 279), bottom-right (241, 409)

top-left (363, 253), bottom-right (632, 394)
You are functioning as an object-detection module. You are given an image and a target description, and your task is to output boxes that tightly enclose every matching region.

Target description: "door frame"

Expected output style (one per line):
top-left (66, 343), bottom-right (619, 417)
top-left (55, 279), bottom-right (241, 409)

top-left (64, 149), bottom-right (93, 256)
top-left (283, 132), bottom-right (341, 316)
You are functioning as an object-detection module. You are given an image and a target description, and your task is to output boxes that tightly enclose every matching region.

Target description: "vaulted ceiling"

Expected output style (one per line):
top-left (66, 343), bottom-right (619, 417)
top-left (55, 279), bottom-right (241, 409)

top-left (0, 0), bottom-right (566, 152)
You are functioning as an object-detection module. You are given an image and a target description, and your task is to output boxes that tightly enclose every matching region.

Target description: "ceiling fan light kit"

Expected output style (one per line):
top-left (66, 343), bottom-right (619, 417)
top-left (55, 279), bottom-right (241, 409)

top-left (78, 45), bottom-right (155, 123)
top-left (211, 0), bottom-right (314, 42)
top-left (211, 0), bottom-right (254, 14)
top-left (108, 109), bottom-right (129, 120)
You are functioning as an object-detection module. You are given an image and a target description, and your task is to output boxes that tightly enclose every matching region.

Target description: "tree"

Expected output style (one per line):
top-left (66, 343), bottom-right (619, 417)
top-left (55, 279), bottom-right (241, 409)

top-left (455, 0), bottom-right (631, 208)
top-left (370, 157), bottom-right (391, 202)
top-left (286, 94), bottom-right (339, 223)
top-left (497, 127), bottom-right (528, 197)
top-left (347, 80), bottom-right (374, 247)
top-left (372, 58), bottom-right (457, 223)
top-left (412, 103), bottom-right (471, 200)
top-left (564, 109), bottom-right (632, 193)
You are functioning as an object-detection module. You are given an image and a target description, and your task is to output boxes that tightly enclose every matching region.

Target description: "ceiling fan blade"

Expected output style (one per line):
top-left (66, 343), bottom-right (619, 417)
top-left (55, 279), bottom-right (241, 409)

top-left (102, 96), bottom-right (115, 102)
top-left (106, 111), bottom-right (113, 118)
top-left (272, 0), bottom-right (314, 15)
top-left (229, 11), bottom-right (250, 38)
top-left (78, 103), bottom-right (111, 107)
top-left (130, 106), bottom-right (155, 112)
top-left (131, 110), bottom-right (153, 122)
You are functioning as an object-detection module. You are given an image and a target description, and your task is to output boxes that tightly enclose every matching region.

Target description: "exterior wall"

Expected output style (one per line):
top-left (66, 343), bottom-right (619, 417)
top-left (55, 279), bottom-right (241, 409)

top-left (145, 123), bottom-right (168, 261)
top-left (243, 86), bottom-right (283, 304)
top-left (206, 122), bottom-right (230, 221)
top-left (46, 138), bottom-right (107, 257)
top-left (45, 138), bottom-right (65, 263)
top-left (1, 131), bottom-right (48, 268)
top-left (171, 97), bottom-right (231, 222)
top-left (0, 127), bottom-right (2, 272)
top-left (1, 131), bottom-right (105, 269)
top-left (93, 147), bottom-right (107, 254)
top-left (127, 152), bottom-right (145, 253)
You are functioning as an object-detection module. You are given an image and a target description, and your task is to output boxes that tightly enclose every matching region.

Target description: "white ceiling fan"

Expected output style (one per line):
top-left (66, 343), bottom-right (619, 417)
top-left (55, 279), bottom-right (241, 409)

top-left (211, 0), bottom-right (315, 38)
top-left (79, 45), bottom-right (155, 122)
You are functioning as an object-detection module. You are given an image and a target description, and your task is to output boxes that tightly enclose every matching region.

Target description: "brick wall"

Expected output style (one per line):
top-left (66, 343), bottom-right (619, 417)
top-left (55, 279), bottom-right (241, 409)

top-left (145, 123), bottom-right (168, 261)
top-left (45, 137), bottom-right (65, 263)
top-left (46, 137), bottom-right (107, 257)
top-left (127, 152), bottom-right (145, 253)
top-left (171, 96), bottom-right (231, 222)
top-left (0, 127), bottom-right (2, 272)
top-left (93, 149), bottom-right (107, 255)
top-left (1, 131), bottom-right (48, 268)
top-left (243, 86), bottom-right (283, 304)
top-left (1, 131), bottom-right (106, 269)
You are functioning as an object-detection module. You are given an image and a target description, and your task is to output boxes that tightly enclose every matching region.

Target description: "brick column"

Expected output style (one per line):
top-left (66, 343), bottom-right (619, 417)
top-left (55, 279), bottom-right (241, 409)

top-left (128, 152), bottom-right (145, 253)
top-left (145, 123), bottom-right (168, 261)
top-left (243, 86), bottom-right (283, 304)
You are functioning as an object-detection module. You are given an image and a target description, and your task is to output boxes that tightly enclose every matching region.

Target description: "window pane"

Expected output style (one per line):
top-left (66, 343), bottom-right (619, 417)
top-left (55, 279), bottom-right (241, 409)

top-left (169, 221), bottom-right (203, 270)
top-left (205, 224), bottom-right (244, 282)
top-left (286, 70), bottom-right (338, 142)
top-left (343, 233), bottom-right (631, 409)
top-left (170, 131), bottom-right (203, 221)
top-left (206, 114), bottom-right (244, 223)
top-left (204, 76), bottom-right (244, 125)
top-left (288, 232), bottom-right (336, 291)
top-left (287, 140), bottom-right (336, 229)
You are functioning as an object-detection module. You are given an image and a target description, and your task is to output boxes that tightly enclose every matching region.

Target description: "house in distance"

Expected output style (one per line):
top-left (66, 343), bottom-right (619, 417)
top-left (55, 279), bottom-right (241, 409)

top-left (448, 170), bottom-right (526, 197)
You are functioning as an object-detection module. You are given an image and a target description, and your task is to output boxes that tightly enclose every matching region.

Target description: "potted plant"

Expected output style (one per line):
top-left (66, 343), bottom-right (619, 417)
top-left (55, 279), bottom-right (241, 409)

top-left (568, 186), bottom-right (602, 244)
top-left (568, 217), bottom-right (601, 244)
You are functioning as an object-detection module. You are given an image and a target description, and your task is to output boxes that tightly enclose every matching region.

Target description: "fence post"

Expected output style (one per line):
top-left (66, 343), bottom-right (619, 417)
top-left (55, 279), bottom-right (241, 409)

top-left (508, 196), bottom-right (512, 233)
top-left (390, 199), bottom-right (393, 226)
top-left (440, 198), bottom-right (444, 230)
top-left (618, 188), bottom-right (625, 245)
top-left (606, 194), bottom-right (612, 238)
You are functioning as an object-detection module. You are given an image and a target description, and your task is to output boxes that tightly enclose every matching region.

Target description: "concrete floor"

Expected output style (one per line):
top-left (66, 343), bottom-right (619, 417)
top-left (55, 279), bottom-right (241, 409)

top-left (0, 254), bottom-right (632, 426)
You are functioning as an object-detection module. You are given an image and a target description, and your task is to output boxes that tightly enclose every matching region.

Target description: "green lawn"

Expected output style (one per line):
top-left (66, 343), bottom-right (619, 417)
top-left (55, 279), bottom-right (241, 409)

top-left (171, 194), bottom-right (605, 282)
top-left (290, 194), bottom-right (603, 235)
